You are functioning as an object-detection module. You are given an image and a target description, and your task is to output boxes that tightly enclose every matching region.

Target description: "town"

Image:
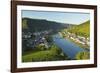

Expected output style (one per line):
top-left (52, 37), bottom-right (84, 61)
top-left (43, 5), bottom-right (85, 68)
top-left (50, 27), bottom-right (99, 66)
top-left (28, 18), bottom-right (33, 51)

top-left (22, 30), bottom-right (53, 51)
top-left (60, 30), bottom-right (90, 49)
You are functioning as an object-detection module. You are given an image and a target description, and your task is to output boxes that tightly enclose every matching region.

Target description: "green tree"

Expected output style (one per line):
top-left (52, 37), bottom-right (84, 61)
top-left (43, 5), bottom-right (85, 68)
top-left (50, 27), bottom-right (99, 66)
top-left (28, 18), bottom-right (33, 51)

top-left (75, 51), bottom-right (90, 60)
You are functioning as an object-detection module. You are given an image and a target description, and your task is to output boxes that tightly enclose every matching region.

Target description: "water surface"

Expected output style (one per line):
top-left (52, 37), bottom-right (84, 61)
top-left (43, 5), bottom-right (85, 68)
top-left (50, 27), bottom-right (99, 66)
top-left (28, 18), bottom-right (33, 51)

top-left (52, 34), bottom-right (86, 59)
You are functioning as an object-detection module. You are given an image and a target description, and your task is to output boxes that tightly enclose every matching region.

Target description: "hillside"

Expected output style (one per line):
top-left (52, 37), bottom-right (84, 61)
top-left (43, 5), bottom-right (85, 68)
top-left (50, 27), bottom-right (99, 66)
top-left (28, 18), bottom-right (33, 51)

top-left (67, 20), bottom-right (90, 38)
top-left (22, 18), bottom-right (70, 33)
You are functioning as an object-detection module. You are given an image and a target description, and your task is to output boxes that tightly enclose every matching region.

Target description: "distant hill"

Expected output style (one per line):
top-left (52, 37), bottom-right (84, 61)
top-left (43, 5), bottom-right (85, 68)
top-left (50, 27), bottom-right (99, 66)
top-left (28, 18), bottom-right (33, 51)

top-left (67, 20), bottom-right (90, 37)
top-left (22, 18), bottom-right (70, 32)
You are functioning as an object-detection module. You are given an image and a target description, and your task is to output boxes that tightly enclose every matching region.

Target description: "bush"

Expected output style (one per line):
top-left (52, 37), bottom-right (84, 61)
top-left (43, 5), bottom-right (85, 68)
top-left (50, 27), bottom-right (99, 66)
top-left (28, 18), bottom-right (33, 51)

top-left (35, 44), bottom-right (47, 51)
top-left (75, 51), bottom-right (90, 60)
top-left (50, 44), bottom-right (61, 54)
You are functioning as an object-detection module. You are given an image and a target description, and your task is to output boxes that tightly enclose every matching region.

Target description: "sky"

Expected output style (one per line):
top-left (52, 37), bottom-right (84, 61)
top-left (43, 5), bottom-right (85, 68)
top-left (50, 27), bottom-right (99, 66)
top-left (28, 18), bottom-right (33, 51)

top-left (22, 10), bottom-right (90, 24)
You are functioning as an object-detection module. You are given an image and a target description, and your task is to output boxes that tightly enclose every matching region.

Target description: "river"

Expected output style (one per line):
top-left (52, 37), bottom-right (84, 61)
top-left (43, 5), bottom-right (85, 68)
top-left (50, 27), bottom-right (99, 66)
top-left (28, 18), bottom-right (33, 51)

top-left (52, 34), bottom-right (87, 59)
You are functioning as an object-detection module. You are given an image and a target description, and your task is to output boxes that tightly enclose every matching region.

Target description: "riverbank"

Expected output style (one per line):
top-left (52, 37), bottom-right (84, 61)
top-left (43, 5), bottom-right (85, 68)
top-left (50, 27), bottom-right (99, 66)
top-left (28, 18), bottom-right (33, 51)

top-left (59, 31), bottom-right (89, 50)
top-left (52, 34), bottom-right (87, 59)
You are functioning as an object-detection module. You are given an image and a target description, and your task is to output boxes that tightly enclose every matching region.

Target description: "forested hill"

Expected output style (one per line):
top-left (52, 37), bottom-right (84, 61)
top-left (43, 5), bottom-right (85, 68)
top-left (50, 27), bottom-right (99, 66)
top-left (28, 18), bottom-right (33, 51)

top-left (67, 20), bottom-right (90, 38)
top-left (22, 18), bottom-right (70, 32)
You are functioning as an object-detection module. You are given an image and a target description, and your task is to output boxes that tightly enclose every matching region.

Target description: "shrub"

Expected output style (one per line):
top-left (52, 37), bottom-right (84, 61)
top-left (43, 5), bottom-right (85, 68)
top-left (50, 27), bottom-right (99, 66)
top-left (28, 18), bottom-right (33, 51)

top-left (75, 51), bottom-right (90, 60)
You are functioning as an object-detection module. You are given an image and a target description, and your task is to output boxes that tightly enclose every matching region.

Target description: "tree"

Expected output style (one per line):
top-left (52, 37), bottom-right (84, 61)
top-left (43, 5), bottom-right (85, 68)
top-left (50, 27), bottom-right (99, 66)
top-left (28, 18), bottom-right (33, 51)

top-left (75, 51), bottom-right (90, 60)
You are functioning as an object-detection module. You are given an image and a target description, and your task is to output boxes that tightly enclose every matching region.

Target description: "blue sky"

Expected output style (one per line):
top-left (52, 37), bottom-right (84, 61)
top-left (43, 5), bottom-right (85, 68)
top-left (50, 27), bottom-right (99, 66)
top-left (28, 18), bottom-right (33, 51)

top-left (22, 10), bottom-right (90, 24)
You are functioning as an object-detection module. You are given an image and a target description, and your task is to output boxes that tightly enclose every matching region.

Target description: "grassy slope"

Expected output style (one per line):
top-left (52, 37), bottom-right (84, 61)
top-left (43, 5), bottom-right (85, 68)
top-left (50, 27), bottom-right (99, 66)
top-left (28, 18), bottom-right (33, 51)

top-left (22, 50), bottom-right (54, 62)
top-left (22, 50), bottom-right (61, 62)
top-left (22, 45), bottom-right (68, 62)
top-left (68, 20), bottom-right (90, 37)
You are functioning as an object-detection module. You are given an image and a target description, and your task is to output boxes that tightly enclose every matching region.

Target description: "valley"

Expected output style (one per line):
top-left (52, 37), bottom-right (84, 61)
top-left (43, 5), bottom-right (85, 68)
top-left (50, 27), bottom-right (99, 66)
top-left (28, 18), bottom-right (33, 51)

top-left (22, 18), bottom-right (90, 62)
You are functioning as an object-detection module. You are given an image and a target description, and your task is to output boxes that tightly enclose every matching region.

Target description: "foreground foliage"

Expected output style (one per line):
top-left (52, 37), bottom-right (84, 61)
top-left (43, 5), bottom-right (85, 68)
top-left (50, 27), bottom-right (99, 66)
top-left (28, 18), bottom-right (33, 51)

top-left (75, 51), bottom-right (90, 60)
top-left (22, 44), bottom-right (68, 62)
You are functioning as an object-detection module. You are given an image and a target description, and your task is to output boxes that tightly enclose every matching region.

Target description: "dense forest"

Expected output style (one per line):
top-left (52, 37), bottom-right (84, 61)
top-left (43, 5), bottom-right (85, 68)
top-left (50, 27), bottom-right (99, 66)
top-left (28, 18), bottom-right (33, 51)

top-left (22, 18), bottom-right (70, 33)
